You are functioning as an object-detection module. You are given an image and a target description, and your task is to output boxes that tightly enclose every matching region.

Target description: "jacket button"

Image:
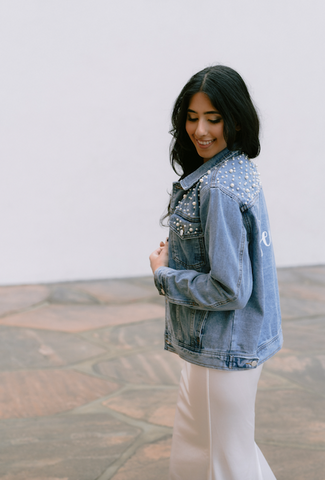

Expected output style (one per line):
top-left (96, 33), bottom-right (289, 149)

top-left (251, 360), bottom-right (258, 367)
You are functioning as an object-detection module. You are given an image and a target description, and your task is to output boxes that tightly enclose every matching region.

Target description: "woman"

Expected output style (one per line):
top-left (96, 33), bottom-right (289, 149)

top-left (149, 65), bottom-right (282, 480)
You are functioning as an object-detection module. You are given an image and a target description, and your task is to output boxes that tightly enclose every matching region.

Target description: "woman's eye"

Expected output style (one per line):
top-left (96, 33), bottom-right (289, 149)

top-left (209, 118), bottom-right (221, 124)
top-left (187, 117), bottom-right (197, 122)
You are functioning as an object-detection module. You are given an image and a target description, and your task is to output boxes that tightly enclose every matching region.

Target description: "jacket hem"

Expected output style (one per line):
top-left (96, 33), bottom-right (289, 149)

top-left (164, 328), bottom-right (283, 371)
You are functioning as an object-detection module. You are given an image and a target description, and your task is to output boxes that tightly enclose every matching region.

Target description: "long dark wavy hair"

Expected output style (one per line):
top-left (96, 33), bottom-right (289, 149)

top-left (170, 65), bottom-right (260, 179)
top-left (161, 65), bottom-right (260, 225)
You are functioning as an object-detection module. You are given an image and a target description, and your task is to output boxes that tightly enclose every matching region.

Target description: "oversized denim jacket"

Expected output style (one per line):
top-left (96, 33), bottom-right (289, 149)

top-left (154, 148), bottom-right (282, 370)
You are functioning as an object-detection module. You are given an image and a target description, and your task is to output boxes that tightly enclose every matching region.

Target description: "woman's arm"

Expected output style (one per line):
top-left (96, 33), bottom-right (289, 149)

top-left (153, 186), bottom-right (253, 311)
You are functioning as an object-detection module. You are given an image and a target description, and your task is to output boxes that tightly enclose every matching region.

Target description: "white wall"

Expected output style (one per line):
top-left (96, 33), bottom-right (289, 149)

top-left (0, 0), bottom-right (324, 285)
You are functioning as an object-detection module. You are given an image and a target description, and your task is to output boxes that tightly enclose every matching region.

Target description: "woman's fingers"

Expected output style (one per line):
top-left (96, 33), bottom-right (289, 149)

top-left (160, 238), bottom-right (169, 248)
top-left (149, 242), bottom-right (169, 274)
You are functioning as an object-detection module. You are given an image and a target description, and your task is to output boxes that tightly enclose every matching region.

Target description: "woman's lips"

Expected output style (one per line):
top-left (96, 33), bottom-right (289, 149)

top-left (195, 139), bottom-right (215, 149)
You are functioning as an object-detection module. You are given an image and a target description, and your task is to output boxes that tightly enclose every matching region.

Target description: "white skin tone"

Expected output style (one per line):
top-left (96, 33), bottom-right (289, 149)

top-left (149, 92), bottom-right (228, 273)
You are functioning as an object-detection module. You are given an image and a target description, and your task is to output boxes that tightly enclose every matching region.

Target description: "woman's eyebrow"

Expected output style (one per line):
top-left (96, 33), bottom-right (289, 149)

top-left (187, 109), bottom-right (220, 114)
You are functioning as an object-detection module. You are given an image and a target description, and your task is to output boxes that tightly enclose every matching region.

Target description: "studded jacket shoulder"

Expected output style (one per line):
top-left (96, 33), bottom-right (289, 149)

top-left (154, 148), bottom-right (282, 370)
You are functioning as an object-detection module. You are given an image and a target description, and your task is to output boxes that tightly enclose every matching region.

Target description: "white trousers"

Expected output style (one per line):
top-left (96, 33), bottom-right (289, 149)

top-left (169, 361), bottom-right (276, 480)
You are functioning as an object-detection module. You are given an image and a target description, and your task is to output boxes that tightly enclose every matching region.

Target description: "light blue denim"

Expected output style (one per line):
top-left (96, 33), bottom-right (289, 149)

top-left (154, 148), bottom-right (282, 370)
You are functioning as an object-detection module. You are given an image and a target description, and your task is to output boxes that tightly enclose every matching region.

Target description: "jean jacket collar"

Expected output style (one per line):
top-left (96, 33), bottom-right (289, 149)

top-left (180, 148), bottom-right (238, 191)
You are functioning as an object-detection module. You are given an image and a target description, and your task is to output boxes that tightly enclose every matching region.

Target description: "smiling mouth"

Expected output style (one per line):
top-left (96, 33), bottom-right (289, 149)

top-left (195, 139), bottom-right (214, 148)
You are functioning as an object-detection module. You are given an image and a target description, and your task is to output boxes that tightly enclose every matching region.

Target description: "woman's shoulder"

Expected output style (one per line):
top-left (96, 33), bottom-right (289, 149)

top-left (200, 152), bottom-right (262, 207)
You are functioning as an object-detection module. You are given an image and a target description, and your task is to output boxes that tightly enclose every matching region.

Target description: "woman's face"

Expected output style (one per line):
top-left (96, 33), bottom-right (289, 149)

top-left (185, 92), bottom-right (227, 162)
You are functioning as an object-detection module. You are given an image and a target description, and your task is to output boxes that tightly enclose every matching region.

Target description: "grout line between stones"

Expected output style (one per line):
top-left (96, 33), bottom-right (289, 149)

top-left (95, 427), bottom-right (172, 480)
top-left (0, 301), bottom-right (50, 320)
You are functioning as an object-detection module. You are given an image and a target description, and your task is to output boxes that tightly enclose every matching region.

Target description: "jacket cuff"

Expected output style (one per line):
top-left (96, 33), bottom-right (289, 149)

top-left (154, 266), bottom-right (169, 296)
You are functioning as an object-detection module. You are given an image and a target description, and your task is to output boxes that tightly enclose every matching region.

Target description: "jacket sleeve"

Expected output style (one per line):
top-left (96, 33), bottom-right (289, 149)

top-left (154, 185), bottom-right (253, 311)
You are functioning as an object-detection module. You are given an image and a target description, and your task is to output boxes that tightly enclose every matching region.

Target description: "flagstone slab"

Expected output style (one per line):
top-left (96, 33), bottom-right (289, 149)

top-left (76, 279), bottom-right (156, 303)
top-left (0, 285), bottom-right (49, 317)
top-left (48, 284), bottom-right (99, 304)
top-left (103, 387), bottom-right (178, 427)
top-left (256, 388), bottom-right (325, 448)
top-left (85, 318), bottom-right (164, 351)
top-left (257, 443), bottom-right (325, 480)
top-left (279, 296), bottom-right (325, 320)
top-left (0, 303), bottom-right (164, 332)
top-left (277, 265), bottom-right (325, 286)
top-left (112, 436), bottom-right (171, 480)
top-left (280, 283), bottom-right (325, 303)
top-left (257, 368), bottom-right (298, 390)
top-left (289, 265), bottom-right (325, 285)
top-left (0, 326), bottom-right (107, 371)
top-left (263, 353), bottom-right (325, 396)
top-left (0, 370), bottom-right (120, 419)
top-left (279, 316), bottom-right (325, 353)
top-left (95, 350), bottom-right (184, 386)
top-left (0, 413), bottom-right (141, 480)
top-left (277, 268), bottom-right (303, 284)
top-left (277, 267), bottom-right (325, 319)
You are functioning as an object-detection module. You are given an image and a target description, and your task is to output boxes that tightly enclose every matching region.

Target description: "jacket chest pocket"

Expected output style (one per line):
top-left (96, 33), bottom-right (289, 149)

top-left (169, 213), bottom-right (207, 270)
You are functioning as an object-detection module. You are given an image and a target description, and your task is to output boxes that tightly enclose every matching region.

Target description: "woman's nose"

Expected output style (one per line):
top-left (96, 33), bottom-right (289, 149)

top-left (195, 119), bottom-right (207, 136)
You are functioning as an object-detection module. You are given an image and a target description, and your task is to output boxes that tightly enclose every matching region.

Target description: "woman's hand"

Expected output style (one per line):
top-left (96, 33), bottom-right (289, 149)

top-left (149, 239), bottom-right (169, 274)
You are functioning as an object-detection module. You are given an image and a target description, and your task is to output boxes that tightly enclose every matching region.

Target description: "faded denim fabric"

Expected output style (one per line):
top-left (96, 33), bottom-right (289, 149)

top-left (154, 148), bottom-right (282, 370)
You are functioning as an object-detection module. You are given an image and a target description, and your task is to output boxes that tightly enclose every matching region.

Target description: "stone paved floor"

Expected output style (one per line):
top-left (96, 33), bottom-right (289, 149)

top-left (0, 266), bottom-right (324, 480)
